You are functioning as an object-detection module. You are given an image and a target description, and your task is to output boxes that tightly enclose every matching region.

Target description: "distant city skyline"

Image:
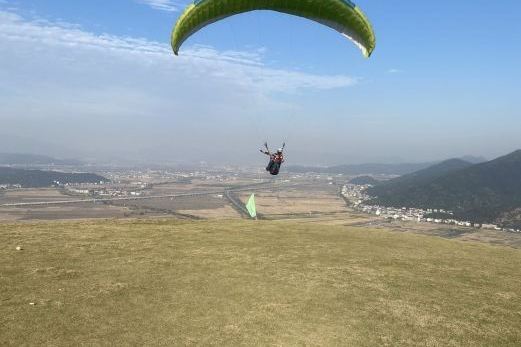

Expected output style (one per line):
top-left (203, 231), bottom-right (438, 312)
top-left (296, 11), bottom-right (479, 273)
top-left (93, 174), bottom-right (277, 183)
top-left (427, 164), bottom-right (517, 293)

top-left (1, 0), bottom-right (520, 165)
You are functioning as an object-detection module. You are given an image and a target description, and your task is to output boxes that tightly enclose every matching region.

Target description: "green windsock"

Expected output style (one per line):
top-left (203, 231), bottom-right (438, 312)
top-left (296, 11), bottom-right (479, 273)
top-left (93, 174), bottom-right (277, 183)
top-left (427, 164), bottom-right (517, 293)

top-left (246, 194), bottom-right (257, 219)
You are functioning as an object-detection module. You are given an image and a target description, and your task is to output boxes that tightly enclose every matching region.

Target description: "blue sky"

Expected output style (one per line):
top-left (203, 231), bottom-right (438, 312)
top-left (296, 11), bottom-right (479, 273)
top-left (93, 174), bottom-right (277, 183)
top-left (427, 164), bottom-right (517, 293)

top-left (1, 0), bottom-right (520, 165)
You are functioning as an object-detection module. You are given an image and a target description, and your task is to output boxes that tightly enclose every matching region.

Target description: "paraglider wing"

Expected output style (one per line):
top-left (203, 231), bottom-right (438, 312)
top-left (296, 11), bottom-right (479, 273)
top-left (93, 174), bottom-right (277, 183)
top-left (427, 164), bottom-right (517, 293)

top-left (172, 0), bottom-right (376, 58)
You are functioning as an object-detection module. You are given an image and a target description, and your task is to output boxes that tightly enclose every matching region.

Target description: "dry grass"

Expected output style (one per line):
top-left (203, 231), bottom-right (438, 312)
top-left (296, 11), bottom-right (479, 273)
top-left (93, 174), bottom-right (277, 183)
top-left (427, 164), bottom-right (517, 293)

top-left (1, 219), bottom-right (520, 346)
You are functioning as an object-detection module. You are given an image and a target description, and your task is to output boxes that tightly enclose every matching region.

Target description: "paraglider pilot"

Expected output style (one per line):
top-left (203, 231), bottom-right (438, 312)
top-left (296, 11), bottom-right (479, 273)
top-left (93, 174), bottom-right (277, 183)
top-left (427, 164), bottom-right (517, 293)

top-left (260, 142), bottom-right (285, 176)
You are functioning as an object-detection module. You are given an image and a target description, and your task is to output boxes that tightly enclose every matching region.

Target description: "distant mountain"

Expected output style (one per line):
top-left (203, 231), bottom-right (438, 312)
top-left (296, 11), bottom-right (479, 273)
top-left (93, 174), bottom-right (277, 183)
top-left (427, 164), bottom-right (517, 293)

top-left (288, 162), bottom-right (436, 176)
top-left (288, 156), bottom-right (485, 176)
top-left (349, 176), bottom-right (380, 186)
top-left (0, 153), bottom-right (82, 166)
top-left (367, 151), bottom-right (521, 225)
top-left (0, 167), bottom-right (106, 188)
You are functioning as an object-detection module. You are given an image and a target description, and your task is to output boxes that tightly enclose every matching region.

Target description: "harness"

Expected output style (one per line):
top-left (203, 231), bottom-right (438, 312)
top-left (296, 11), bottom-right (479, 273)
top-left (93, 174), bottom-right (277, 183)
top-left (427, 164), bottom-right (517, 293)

top-left (272, 154), bottom-right (283, 163)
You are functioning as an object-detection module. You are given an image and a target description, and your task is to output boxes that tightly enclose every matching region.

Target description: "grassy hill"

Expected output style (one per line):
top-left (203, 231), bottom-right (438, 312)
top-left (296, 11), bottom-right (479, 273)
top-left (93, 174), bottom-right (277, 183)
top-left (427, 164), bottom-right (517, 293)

top-left (1, 219), bottom-right (520, 346)
top-left (368, 151), bottom-right (521, 225)
top-left (0, 167), bottom-right (106, 187)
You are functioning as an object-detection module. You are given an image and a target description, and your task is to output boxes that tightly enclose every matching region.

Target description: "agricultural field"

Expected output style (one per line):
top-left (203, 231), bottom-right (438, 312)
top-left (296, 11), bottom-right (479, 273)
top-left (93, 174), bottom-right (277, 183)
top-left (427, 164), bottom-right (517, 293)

top-left (237, 183), bottom-right (349, 219)
top-left (109, 195), bottom-right (238, 219)
top-left (0, 189), bottom-right (131, 221)
top-left (0, 204), bottom-right (130, 222)
top-left (1, 219), bottom-right (520, 346)
top-left (0, 174), bottom-right (270, 221)
top-left (0, 189), bottom-right (77, 205)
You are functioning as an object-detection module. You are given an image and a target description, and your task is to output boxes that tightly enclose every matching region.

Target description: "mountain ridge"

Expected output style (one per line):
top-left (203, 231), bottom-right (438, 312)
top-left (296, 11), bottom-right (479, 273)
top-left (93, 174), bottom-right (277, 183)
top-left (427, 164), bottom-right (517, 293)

top-left (367, 150), bottom-right (521, 226)
top-left (288, 156), bottom-right (486, 176)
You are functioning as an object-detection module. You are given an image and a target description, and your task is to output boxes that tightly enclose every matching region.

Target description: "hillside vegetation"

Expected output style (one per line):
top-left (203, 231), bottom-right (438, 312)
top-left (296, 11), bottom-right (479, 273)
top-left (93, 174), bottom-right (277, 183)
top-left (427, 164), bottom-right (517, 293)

top-left (368, 151), bottom-right (521, 225)
top-left (367, 158), bottom-right (472, 204)
top-left (0, 167), bottom-right (106, 187)
top-left (1, 219), bottom-right (520, 346)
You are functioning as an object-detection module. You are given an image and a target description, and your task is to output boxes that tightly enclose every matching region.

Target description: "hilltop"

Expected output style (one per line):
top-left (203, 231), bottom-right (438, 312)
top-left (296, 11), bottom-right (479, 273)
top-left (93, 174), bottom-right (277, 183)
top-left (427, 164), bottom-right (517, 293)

top-left (0, 167), bottom-right (106, 188)
top-left (1, 219), bottom-right (520, 346)
top-left (368, 150), bottom-right (521, 225)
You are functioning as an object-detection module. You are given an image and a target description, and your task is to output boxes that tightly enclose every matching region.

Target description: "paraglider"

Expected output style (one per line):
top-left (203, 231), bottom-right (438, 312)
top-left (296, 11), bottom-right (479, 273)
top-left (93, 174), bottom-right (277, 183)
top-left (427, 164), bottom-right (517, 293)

top-left (260, 142), bottom-right (285, 176)
top-left (171, 0), bottom-right (376, 58)
top-left (170, 1), bottom-right (376, 174)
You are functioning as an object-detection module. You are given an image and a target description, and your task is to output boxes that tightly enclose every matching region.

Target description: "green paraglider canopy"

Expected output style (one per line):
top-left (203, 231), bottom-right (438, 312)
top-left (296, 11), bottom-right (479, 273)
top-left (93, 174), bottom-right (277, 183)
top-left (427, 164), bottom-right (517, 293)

top-left (172, 0), bottom-right (376, 58)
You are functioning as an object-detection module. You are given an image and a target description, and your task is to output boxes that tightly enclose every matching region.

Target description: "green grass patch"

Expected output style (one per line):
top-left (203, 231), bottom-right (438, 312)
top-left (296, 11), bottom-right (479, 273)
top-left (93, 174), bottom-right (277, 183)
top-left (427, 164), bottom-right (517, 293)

top-left (1, 219), bottom-right (520, 346)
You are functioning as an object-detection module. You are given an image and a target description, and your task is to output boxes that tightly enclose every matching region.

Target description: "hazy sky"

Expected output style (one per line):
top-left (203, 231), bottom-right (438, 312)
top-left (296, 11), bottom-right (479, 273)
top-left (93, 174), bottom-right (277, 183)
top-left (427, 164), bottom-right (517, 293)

top-left (1, 0), bottom-right (520, 165)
